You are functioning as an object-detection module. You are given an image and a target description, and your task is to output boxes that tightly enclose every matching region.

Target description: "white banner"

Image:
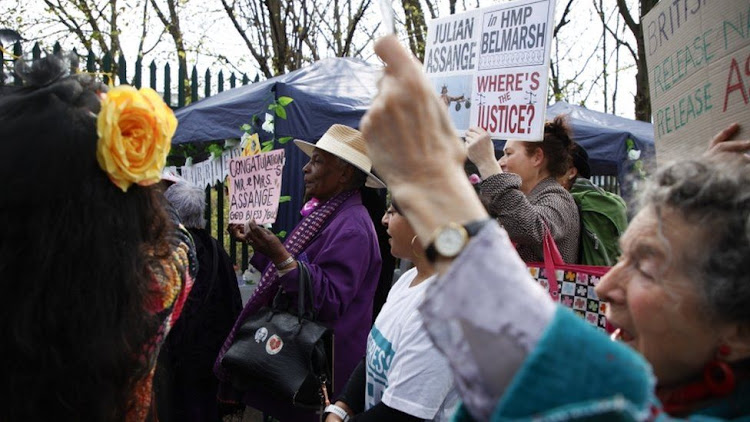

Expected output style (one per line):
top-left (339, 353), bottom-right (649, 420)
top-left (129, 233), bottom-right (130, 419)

top-left (425, 0), bottom-right (556, 140)
top-left (179, 146), bottom-right (243, 188)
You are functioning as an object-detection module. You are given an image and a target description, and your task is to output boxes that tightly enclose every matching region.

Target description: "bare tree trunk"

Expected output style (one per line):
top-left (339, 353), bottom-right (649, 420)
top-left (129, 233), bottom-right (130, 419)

top-left (222, 0), bottom-right (373, 75)
top-left (41, 0), bottom-right (123, 74)
top-left (615, 0), bottom-right (657, 122)
top-left (401, 0), bottom-right (427, 60)
top-left (150, 0), bottom-right (190, 101)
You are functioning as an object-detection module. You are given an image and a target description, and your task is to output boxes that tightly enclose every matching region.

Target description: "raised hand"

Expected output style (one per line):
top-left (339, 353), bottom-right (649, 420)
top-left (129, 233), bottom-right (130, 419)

top-left (465, 126), bottom-right (501, 178)
top-left (705, 123), bottom-right (750, 159)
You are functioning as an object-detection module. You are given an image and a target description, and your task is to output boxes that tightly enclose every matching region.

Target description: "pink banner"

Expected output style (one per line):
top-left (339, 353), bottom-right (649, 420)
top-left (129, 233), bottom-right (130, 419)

top-left (228, 149), bottom-right (285, 225)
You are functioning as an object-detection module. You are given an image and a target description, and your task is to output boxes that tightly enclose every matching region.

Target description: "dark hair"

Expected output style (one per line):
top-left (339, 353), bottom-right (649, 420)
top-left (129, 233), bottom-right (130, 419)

top-left (0, 54), bottom-right (172, 420)
top-left (334, 156), bottom-right (368, 190)
top-left (642, 155), bottom-right (750, 325)
top-left (522, 115), bottom-right (574, 178)
top-left (390, 198), bottom-right (403, 214)
top-left (571, 142), bottom-right (591, 179)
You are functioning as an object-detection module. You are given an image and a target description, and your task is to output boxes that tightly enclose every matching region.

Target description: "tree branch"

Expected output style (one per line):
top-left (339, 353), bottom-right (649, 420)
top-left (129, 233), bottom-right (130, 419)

top-left (553, 0), bottom-right (575, 38)
top-left (615, 0), bottom-right (638, 35)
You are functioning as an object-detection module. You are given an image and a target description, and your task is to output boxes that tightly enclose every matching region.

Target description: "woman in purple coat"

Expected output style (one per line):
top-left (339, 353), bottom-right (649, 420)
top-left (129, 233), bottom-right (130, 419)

top-left (215, 124), bottom-right (384, 421)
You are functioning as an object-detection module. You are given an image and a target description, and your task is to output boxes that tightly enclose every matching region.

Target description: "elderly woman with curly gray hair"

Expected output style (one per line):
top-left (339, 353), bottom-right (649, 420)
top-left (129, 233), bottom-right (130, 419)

top-left (360, 34), bottom-right (750, 421)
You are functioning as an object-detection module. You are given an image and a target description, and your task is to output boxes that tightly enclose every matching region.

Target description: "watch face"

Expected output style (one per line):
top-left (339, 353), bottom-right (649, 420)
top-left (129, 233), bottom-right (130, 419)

top-left (435, 225), bottom-right (467, 257)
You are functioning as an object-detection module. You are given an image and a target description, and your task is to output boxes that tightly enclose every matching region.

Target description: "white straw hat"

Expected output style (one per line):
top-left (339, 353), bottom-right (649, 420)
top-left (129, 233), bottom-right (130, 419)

top-left (294, 124), bottom-right (386, 189)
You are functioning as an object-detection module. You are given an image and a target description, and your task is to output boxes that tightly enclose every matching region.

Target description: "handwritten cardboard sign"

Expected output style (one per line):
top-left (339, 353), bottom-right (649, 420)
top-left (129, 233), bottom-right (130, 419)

top-left (644, 1), bottom-right (750, 162)
top-left (424, 0), bottom-right (555, 140)
top-left (227, 149), bottom-right (285, 225)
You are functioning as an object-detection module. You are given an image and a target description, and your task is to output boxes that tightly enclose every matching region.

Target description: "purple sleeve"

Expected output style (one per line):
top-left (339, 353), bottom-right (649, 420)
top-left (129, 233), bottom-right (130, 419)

top-left (278, 228), bottom-right (379, 322)
top-left (249, 251), bottom-right (271, 273)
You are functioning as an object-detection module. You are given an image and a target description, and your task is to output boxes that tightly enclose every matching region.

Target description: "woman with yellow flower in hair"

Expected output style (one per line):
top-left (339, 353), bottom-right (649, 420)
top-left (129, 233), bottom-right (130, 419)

top-left (0, 53), bottom-right (196, 421)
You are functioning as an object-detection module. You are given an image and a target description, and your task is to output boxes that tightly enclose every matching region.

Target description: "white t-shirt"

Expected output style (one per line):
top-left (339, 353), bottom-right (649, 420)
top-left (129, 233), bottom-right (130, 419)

top-left (365, 268), bottom-right (459, 421)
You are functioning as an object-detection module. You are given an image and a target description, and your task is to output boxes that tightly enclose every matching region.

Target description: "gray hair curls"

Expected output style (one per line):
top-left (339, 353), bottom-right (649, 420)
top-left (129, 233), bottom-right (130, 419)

top-left (641, 154), bottom-right (750, 325)
top-left (164, 182), bottom-right (206, 229)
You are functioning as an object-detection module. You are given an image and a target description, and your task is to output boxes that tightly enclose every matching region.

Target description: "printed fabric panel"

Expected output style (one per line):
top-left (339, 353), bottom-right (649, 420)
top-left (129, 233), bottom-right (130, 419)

top-left (528, 267), bottom-right (607, 330)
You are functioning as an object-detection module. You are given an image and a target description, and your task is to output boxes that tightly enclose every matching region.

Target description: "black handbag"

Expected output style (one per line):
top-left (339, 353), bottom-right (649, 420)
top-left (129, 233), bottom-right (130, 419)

top-left (221, 261), bottom-right (333, 409)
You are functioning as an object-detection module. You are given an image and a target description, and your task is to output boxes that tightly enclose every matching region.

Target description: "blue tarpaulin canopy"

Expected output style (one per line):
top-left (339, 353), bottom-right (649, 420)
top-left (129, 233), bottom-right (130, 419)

top-left (174, 58), bottom-right (654, 230)
top-left (491, 101), bottom-right (655, 200)
top-left (173, 57), bottom-right (380, 234)
top-left (545, 101), bottom-right (654, 179)
top-left (174, 57), bottom-right (380, 145)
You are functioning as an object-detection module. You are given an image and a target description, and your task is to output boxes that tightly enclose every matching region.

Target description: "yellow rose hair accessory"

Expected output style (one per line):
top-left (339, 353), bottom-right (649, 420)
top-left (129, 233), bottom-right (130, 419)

top-left (96, 85), bottom-right (177, 192)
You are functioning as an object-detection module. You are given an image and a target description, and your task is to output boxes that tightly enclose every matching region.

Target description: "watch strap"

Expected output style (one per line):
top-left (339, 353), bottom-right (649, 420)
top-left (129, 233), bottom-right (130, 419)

top-left (425, 218), bottom-right (492, 263)
top-left (324, 404), bottom-right (350, 421)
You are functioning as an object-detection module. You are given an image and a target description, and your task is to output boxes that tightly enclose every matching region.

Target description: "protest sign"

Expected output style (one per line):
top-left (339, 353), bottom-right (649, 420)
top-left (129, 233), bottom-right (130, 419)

top-left (227, 149), bottom-right (285, 225)
top-left (644, 1), bottom-right (750, 161)
top-left (424, 9), bottom-right (480, 135)
top-left (424, 0), bottom-right (555, 140)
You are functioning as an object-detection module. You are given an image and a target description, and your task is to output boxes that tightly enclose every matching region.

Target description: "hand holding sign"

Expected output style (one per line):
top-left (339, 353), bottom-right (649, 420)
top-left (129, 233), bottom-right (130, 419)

top-left (705, 123), bottom-right (750, 160)
top-left (228, 221), bottom-right (291, 266)
top-left (228, 149), bottom-right (285, 225)
top-left (465, 126), bottom-right (502, 178)
top-left (362, 35), bottom-right (465, 190)
top-left (361, 35), bottom-right (489, 257)
top-left (243, 219), bottom-right (290, 264)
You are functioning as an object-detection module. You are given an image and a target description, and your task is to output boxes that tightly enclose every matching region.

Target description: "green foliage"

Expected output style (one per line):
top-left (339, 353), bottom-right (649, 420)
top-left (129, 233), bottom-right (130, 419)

top-left (206, 143), bottom-right (224, 158)
top-left (268, 102), bottom-right (287, 119)
top-left (235, 95), bottom-right (296, 239)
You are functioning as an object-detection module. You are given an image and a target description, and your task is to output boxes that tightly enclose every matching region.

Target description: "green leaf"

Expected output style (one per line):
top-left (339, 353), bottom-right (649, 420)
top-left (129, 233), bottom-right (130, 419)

top-left (275, 230), bottom-right (287, 239)
top-left (268, 103), bottom-right (277, 111)
top-left (275, 106), bottom-right (287, 119)
top-left (206, 144), bottom-right (224, 156)
top-left (240, 124), bottom-right (252, 131)
top-left (278, 136), bottom-right (293, 144)
top-left (278, 96), bottom-right (294, 106)
top-left (279, 195), bottom-right (291, 203)
top-left (626, 138), bottom-right (635, 149)
top-left (261, 140), bottom-right (274, 148)
top-left (261, 143), bottom-right (274, 152)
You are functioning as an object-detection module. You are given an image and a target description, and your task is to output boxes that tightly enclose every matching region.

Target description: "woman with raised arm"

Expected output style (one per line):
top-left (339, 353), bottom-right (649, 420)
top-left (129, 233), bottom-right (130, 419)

top-left (464, 121), bottom-right (580, 263)
top-left (360, 35), bottom-right (750, 421)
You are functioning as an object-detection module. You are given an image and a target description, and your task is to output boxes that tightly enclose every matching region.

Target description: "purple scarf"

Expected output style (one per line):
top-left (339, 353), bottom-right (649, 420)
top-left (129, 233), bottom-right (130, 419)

top-left (213, 189), bottom-right (356, 382)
